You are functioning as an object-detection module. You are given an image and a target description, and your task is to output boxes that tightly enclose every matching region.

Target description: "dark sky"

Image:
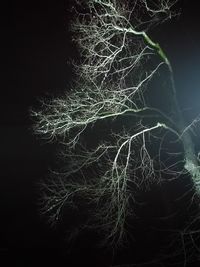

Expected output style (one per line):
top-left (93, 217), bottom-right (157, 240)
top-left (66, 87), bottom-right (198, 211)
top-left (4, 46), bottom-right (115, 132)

top-left (1, 0), bottom-right (200, 266)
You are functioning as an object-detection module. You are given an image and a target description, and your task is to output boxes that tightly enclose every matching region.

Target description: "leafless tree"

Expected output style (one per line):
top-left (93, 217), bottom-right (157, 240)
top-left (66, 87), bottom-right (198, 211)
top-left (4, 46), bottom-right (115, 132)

top-left (32, 0), bottom-right (200, 265)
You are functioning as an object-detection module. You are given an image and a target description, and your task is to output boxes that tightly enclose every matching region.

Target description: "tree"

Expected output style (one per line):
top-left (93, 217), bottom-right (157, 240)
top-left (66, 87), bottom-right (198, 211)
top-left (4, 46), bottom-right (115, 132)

top-left (32, 0), bottom-right (200, 265)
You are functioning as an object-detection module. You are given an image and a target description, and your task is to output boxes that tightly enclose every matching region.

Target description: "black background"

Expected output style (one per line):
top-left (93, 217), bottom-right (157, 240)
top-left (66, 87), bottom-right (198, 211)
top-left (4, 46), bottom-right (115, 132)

top-left (1, 0), bottom-right (200, 266)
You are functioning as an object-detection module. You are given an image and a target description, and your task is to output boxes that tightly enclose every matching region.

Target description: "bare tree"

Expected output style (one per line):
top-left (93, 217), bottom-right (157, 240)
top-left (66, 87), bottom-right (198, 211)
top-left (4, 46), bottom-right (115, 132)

top-left (32, 0), bottom-right (200, 264)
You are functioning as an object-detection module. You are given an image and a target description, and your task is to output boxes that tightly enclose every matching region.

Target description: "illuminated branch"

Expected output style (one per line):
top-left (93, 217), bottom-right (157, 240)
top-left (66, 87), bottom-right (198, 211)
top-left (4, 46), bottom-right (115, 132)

top-left (72, 0), bottom-right (175, 87)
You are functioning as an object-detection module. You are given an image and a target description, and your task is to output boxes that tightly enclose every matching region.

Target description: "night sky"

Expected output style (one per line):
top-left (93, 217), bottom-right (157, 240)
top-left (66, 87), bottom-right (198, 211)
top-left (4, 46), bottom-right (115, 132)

top-left (1, 0), bottom-right (200, 266)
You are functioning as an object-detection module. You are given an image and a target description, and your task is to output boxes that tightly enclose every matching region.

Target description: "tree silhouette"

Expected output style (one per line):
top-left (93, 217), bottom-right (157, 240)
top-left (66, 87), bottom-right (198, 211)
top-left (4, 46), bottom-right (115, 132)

top-left (32, 0), bottom-right (200, 265)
